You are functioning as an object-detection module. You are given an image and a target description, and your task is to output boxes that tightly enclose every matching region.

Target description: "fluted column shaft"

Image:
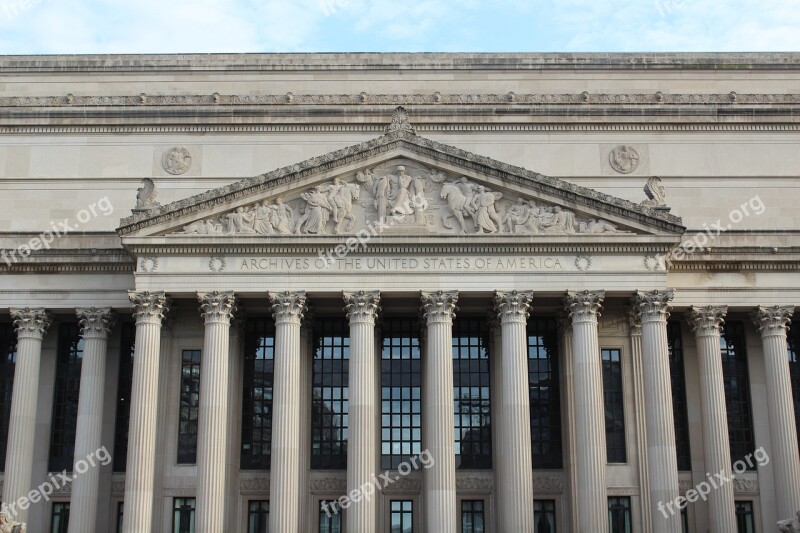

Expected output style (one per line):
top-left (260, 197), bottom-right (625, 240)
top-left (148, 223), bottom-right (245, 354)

top-left (67, 308), bottom-right (115, 533)
top-left (421, 290), bottom-right (459, 533)
top-left (343, 291), bottom-right (381, 533)
top-left (122, 291), bottom-right (170, 533)
top-left (195, 291), bottom-right (237, 533)
top-left (2, 308), bottom-right (51, 523)
top-left (495, 291), bottom-right (535, 533)
top-left (752, 306), bottom-right (800, 518)
top-left (565, 290), bottom-right (608, 533)
top-left (627, 312), bottom-right (651, 533)
top-left (687, 306), bottom-right (736, 532)
top-left (268, 291), bottom-right (307, 533)
top-left (635, 290), bottom-right (680, 533)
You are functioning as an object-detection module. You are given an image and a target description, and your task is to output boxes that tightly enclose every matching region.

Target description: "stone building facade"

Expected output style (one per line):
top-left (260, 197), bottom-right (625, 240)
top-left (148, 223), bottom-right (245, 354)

top-left (0, 53), bottom-right (799, 533)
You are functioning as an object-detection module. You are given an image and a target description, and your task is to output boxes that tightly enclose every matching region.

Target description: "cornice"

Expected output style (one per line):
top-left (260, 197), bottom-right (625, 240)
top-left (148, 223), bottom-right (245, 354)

top-left (2, 53), bottom-right (800, 72)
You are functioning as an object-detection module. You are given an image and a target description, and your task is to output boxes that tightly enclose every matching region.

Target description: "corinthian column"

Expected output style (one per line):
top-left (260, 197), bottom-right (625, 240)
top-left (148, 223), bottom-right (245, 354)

top-left (494, 290), bottom-right (535, 533)
top-left (195, 291), bottom-right (237, 533)
top-left (627, 310), bottom-right (651, 533)
top-left (564, 290), bottom-right (607, 533)
top-left (686, 305), bottom-right (735, 532)
top-left (343, 290), bottom-right (381, 533)
top-left (2, 308), bottom-right (51, 523)
top-left (268, 291), bottom-right (307, 533)
top-left (751, 305), bottom-right (800, 518)
top-left (420, 290), bottom-right (459, 533)
top-left (68, 307), bottom-right (116, 533)
top-left (634, 290), bottom-right (681, 533)
top-left (122, 291), bottom-right (170, 533)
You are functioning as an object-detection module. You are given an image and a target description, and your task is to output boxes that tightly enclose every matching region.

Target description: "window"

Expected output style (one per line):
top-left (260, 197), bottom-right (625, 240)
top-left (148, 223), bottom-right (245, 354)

top-left (113, 322), bottom-right (135, 471)
top-left (50, 502), bottom-right (70, 533)
top-left (453, 318), bottom-right (492, 469)
top-left (460, 500), bottom-right (485, 533)
top-left (173, 497), bottom-right (196, 533)
top-left (602, 349), bottom-right (627, 463)
top-left (735, 501), bottom-right (756, 533)
top-left (177, 349), bottom-right (201, 464)
top-left (0, 322), bottom-right (16, 473)
top-left (608, 497), bottom-right (632, 533)
top-left (390, 500), bottom-right (413, 533)
top-left (721, 322), bottom-right (755, 469)
top-left (534, 500), bottom-right (556, 533)
top-left (380, 318), bottom-right (421, 470)
top-left (312, 318), bottom-right (349, 470)
top-left (247, 500), bottom-right (269, 533)
top-left (241, 318), bottom-right (275, 470)
top-left (319, 500), bottom-right (342, 533)
top-left (788, 325), bottom-right (800, 452)
top-left (667, 321), bottom-right (692, 471)
top-left (49, 323), bottom-right (83, 472)
top-left (116, 502), bottom-right (124, 533)
top-left (528, 318), bottom-right (562, 469)
top-left (681, 507), bottom-right (689, 533)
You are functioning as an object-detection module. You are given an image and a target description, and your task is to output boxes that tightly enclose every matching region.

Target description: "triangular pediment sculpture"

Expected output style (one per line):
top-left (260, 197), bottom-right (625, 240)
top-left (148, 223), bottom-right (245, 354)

top-left (118, 108), bottom-right (685, 240)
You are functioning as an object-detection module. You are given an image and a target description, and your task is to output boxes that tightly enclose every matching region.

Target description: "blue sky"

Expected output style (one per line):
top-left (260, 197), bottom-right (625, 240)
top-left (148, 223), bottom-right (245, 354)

top-left (0, 0), bottom-right (798, 54)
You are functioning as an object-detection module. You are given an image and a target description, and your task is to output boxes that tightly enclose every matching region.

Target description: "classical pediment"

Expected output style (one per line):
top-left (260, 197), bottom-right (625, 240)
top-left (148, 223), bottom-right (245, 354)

top-left (118, 108), bottom-right (684, 240)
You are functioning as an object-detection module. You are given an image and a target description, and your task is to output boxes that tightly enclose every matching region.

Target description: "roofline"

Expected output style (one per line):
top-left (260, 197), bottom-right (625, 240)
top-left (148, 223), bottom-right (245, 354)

top-left (2, 52), bottom-right (800, 73)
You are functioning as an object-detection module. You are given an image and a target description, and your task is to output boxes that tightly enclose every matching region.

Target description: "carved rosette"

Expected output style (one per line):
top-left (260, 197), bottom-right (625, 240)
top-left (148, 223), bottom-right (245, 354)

top-left (76, 307), bottom-right (116, 339)
top-left (128, 290), bottom-right (170, 325)
top-left (420, 290), bottom-right (459, 325)
top-left (563, 290), bottom-right (605, 324)
top-left (343, 290), bottom-right (381, 325)
top-left (10, 307), bottom-right (52, 340)
top-left (633, 289), bottom-right (674, 324)
top-left (751, 305), bottom-right (794, 338)
top-left (494, 290), bottom-right (533, 325)
top-left (197, 291), bottom-right (237, 325)
top-left (686, 305), bottom-right (727, 337)
top-left (270, 290), bottom-right (307, 325)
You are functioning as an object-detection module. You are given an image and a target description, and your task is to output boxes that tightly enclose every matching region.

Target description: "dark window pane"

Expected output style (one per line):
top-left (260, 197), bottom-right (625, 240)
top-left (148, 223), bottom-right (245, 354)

top-left (461, 500), bottom-right (485, 533)
top-left (721, 322), bottom-right (755, 469)
top-left (528, 318), bottom-right (562, 469)
top-left (602, 349), bottom-right (626, 463)
top-left (667, 321), bottom-right (692, 471)
top-left (177, 350), bottom-right (201, 464)
top-left (312, 318), bottom-right (349, 470)
top-left (534, 499), bottom-right (557, 533)
top-left (390, 500), bottom-right (414, 533)
top-left (113, 322), bottom-right (136, 471)
top-left (241, 318), bottom-right (275, 470)
top-left (453, 318), bottom-right (491, 469)
top-left (0, 322), bottom-right (17, 473)
top-left (381, 319), bottom-right (421, 470)
top-left (735, 501), bottom-right (756, 533)
top-left (608, 497), bottom-right (632, 533)
top-left (247, 500), bottom-right (269, 533)
top-left (173, 498), bottom-right (196, 533)
top-left (319, 500), bottom-right (342, 533)
top-left (49, 323), bottom-right (83, 472)
top-left (51, 502), bottom-right (70, 533)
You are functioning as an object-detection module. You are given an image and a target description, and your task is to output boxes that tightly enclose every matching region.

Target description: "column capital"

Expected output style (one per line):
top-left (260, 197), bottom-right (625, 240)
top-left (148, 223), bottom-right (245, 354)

top-left (197, 291), bottom-right (238, 325)
top-left (343, 290), bottom-right (381, 325)
top-left (626, 307), bottom-right (642, 336)
top-left (128, 291), bottom-right (170, 325)
top-left (556, 309), bottom-right (573, 336)
top-left (270, 290), bottom-right (307, 325)
top-left (751, 305), bottom-right (794, 337)
top-left (633, 289), bottom-right (674, 324)
top-left (9, 307), bottom-right (52, 340)
top-left (421, 290), bottom-right (458, 325)
top-left (686, 305), bottom-right (727, 337)
top-left (495, 290), bottom-right (532, 324)
top-left (76, 307), bottom-right (116, 339)
top-left (564, 290), bottom-right (605, 324)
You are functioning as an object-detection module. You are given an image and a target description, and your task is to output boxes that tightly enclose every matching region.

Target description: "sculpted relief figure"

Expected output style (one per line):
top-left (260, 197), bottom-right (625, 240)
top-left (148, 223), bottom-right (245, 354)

top-left (295, 187), bottom-right (332, 234)
top-left (0, 512), bottom-right (26, 533)
top-left (778, 511), bottom-right (800, 532)
top-left (641, 176), bottom-right (667, 208)
top-left (540, 206), bottom-right (577, 234)
top-left (472, 186), bottom-right (503, 234)
top-left (135, 178), bottom-right (161, 210)
top-left (271, 198), bottom-right (294, 234)
top-left (390, 166), bottom-right (415, 216)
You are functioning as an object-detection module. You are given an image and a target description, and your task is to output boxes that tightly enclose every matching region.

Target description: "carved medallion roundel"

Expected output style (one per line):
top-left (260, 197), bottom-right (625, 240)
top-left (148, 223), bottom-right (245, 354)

top-left (163, 147), bottom-right (192, 175)
top-left (609, 145), bottom-right (640, 174)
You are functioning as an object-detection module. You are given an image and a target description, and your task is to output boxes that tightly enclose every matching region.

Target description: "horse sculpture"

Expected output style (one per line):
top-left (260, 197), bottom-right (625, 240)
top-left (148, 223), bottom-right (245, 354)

top-left (440, 182), bottom-right (473, 233)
